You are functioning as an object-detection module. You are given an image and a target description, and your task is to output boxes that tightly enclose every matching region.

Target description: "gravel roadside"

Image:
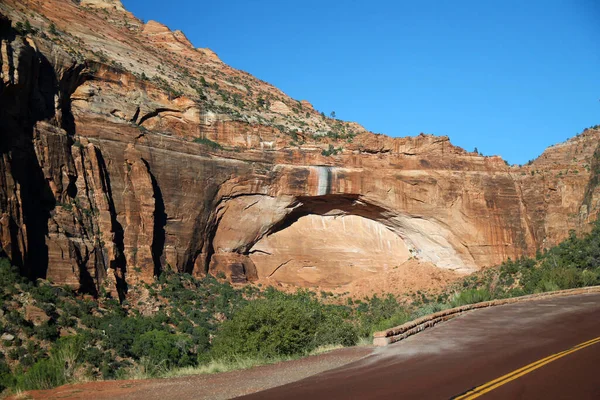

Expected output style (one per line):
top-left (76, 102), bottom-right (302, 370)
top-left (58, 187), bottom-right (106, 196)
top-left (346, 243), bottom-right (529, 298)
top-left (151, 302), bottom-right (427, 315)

top-left (15, 346), bottom-right (374, 400)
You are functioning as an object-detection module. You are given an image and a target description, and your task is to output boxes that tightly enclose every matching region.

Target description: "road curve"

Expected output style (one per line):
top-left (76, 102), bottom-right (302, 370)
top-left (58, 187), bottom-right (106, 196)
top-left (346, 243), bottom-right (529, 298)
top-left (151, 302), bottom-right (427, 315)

top-left (237, 293), bottom-right (600, 399)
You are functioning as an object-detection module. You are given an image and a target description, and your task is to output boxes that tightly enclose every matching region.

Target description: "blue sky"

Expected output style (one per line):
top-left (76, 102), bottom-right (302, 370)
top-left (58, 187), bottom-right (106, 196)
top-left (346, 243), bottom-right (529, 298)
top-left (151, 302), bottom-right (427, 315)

top-left (123, 0), bottom-right (599, 164)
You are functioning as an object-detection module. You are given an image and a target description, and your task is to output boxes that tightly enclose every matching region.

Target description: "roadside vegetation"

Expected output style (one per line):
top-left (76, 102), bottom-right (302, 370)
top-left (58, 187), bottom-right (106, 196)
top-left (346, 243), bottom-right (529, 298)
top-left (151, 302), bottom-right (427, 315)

top-left (447, 221), bottom-right (600, 304)
top-left (0, 221), bottom-right (598, 395)
top-left (0, 263), bottom-right (409, 394)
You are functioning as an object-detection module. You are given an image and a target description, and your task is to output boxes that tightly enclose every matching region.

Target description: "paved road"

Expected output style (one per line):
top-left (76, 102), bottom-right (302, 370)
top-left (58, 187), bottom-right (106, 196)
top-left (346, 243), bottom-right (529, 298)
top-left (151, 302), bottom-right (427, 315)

top-left (238, 293), bottom-right (600, 399)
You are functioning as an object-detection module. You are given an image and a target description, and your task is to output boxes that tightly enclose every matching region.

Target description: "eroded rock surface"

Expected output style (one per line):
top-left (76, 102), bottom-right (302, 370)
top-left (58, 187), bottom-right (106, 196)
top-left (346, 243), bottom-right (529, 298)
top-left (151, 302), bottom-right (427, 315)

top-left (0, 1), bottom-right (599, 296)
top-left (250, 214), bottom-right (413, 287)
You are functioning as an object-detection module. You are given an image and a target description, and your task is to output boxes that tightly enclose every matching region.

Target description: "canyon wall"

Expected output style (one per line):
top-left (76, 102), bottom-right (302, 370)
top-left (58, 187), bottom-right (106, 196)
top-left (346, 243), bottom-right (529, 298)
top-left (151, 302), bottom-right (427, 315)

top-left (1, 1), bottom-right (599, 296)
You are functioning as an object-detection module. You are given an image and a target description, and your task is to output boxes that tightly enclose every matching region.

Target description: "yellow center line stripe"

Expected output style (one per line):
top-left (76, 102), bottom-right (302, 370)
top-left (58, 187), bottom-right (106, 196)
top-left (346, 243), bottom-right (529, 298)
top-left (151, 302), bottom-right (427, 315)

top-left (453, 336), bottom-right (600, 399)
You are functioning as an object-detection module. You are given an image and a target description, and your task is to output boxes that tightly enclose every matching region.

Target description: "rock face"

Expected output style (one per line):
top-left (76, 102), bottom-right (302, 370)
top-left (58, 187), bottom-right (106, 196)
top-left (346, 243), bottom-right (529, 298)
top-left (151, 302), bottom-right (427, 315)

top-left (249, 214), bottom-right (412, 287)
top-left (0, 1), bottom-right (599, 297)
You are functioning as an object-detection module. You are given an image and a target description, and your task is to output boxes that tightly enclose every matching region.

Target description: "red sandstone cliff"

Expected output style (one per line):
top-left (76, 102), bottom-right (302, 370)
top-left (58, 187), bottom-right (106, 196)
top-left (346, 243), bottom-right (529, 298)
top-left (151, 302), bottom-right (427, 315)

top-left (0, 0), bottom-right (599, 297)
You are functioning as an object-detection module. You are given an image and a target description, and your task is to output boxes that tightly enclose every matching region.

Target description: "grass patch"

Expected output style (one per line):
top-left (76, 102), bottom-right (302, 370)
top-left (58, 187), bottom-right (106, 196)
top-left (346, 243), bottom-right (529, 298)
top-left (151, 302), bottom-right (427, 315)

top-left (161, 355), bottom-right (293, 378)
top-left (309, 344), bottom-right (345, 355)
top-left (14, 336), bottom-right (85, 391)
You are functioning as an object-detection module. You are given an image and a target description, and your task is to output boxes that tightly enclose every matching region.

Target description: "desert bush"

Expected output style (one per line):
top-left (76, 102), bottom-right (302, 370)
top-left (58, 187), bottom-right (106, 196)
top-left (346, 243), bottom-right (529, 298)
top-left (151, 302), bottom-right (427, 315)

top-left (581, 269), bottom-right (600, 286)
top-left (99, 313), bottom-right (162, 358)
top-left (211, 295), bottom-right (319, 359)
top-left (34, 322), bottom-right (59, 341)
top-left (15, 335), bottom-right (83, 390)
top-left (193, 137), bottom-right (222, 150)
top-left (450, 288), bottom-right (492, 307)
top-left (411, 302), bottom-right (450, 319)
top-left (0, 355), bottom-right (14, 392)
top-left (321, 144), bottom-right (342, 156)
top-left (356, 294), bottom-right (410, 337)
top-left (191, 326), bottom-right (210, 352)
top-left (132, 330), bottom-right (193, 369)
top-left (211, 290), bottom-right (357, 360)
top-left (313, 315), bottom-right (357, 347)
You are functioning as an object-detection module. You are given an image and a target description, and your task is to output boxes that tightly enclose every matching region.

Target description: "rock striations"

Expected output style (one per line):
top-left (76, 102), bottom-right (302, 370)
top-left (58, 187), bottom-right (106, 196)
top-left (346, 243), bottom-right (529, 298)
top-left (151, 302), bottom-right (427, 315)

top-left (0, 0), bottom-right (599, 297)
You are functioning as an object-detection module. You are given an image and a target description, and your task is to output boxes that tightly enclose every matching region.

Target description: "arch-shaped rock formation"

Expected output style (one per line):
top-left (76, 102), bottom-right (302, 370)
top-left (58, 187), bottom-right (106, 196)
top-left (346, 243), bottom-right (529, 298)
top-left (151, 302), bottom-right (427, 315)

top-left (208, 192), bottom-right (477, 288)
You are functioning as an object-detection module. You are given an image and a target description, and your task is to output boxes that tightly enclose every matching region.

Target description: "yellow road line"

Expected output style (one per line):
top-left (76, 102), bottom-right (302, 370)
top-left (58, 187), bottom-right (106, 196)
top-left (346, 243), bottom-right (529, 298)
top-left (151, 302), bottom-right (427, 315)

top-left (453, 336), bottom-right (600, 399)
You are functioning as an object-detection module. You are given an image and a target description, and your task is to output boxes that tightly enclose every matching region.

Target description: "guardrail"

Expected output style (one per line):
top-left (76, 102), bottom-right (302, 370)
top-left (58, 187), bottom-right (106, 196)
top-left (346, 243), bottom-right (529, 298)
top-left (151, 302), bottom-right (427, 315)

top-left (373, 286), bottom-right (600, 346)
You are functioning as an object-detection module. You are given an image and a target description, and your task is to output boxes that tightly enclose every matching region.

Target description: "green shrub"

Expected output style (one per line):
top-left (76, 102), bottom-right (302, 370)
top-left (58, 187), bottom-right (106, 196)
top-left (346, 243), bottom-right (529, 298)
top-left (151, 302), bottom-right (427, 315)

top-left (211, 291), bottom-right (357, 360)
top-left (321, 144), bottom-right (342, 156)
top-left (99, 313), bottom-right (162, 358)
top-left (356, 294), bottom-right (409, 336)
top-left (132, 330), bottom-right (193, 369)
top-left (15, 336), bottom-right (83, 391)
top-left (191, 326), bottom-right (210, 356)
top-left (211, 296), bottom-right (318, 359)
top-left (17, 357), bottom-right (66, 390)
top-left (522, 265), bottom-right (582, 293)
top-left (14, 19), bottom-right (34, 35)
top-left (8, 347), bottom-right (26, 361)
top-left (35, 322), bottom-right (59, 341)
top-left (0, 258), bottom-right (27, 292)
top-left (412, 302), bottom-right (449, 319)
top-left (30, 283), bottom-right (59, 303)
top-left (313, 316), bottom-right (358, 347)
top-left (581, 269), bottom-right (599, 287)
top-left (0, 355), bottom-right (14, 392)
top-left (193, 137), bottom-right (222, 150)
top-left (81, 346), bottom-right (103, 366)
top-left (450, 288), bottom-right (492, 307)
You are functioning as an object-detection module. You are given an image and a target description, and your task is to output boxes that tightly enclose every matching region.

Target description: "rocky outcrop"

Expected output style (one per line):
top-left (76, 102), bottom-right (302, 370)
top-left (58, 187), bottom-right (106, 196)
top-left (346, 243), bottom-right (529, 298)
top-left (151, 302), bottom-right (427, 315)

top-left (80, 0), bottom-right (126, 12)
top-left (142, 21), bottom-right (195, 54)
top-left (0, 2), bottom-right (599, 297)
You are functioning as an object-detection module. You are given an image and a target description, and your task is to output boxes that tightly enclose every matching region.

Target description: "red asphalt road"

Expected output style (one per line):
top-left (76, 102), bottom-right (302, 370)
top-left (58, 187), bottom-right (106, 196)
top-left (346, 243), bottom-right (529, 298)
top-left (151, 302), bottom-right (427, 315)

top-left (237, 293), bottom-right (600, 400)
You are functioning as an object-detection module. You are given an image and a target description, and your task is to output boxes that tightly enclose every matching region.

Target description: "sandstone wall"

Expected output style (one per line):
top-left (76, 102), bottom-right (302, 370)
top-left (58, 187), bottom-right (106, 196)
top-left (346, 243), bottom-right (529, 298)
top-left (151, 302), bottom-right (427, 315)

top-left (1, 4), bottom-right (599, 296)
